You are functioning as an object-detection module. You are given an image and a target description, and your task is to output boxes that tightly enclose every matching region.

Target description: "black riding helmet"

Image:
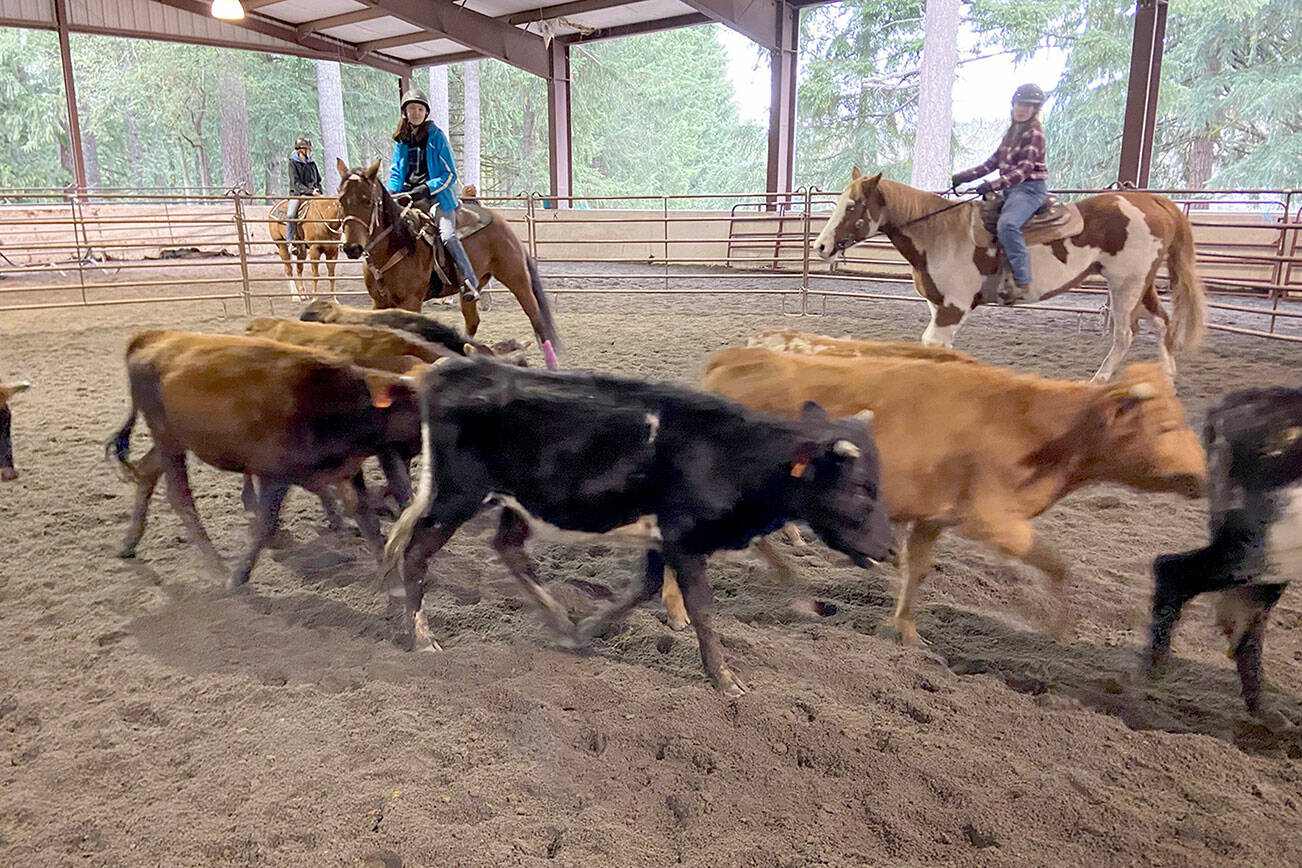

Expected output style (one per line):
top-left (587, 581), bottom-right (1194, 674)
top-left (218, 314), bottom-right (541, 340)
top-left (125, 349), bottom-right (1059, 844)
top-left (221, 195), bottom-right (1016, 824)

top-left (1012, 83), bottom-right (1046, 106)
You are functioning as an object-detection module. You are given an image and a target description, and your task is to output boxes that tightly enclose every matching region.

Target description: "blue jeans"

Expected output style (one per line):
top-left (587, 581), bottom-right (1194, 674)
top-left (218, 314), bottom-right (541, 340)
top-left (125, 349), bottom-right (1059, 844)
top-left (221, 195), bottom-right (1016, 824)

top-left (996, 180), bottom-right (1049, 286)
top-left (435, 207), bottom-right (478, 291)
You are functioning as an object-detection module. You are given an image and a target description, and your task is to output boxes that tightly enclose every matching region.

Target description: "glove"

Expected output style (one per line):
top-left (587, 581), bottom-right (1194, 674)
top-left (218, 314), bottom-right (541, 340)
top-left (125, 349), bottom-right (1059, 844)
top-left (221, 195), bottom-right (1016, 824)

top-left (974, 181), bottom-right (994, 197)
top-left (949, 173), bottom-right (964, 191)
top-left (393, 190), bottom-right (413, 206)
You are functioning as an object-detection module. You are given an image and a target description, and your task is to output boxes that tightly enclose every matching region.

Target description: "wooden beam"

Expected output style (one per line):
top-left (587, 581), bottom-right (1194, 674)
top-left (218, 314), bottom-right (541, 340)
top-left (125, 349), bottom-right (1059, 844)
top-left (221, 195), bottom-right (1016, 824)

top-left (547, 41), bottom-right (573, 208)
top-left (407, 51), bottom-right (483, 69)
top-left (150, 0), bottom-right (413, 76)
top-left (564, 13), bottom-right (709, 44)
top-left (679, 0), bottom-right (778, 50)
top-left (54, 0), bottom-right (87, 190)
top-left (358, 30), bottom-right (436, 55)
top-left (370, 0), bottom-right (549, 77)
top-left (506, 0), bottom-right (634, 26)
top-left (298, 7), bottom-right (386, 38)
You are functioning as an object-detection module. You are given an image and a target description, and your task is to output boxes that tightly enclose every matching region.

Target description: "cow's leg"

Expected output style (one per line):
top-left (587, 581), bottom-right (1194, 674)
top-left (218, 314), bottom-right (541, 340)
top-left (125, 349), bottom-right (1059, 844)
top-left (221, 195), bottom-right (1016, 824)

top-left (314, 485), bottom-right (345, 531)
top-left (783, 522), bottom-right (806, 547)
top-left (391, 499), bottom-right (479, 652)
top-left (348, 472), bottom-right (386, 556)
top-left (240, 474), bottom-right (259, 516)
top-left (966, 516), bottom-right (1073, 635)
top-left (228, 479), bottom-right (290, 590)
top-left (1091, 278), bottom-right (1143, 382)
top-left (160, 450), bottom-right (225, 579)
top-left (490, 507), bottom-right (578, 642)
top-left (378, 449), bottom-right (413, 509)
top-left (893, 520), bottom-right (943, 647)
top-left (673, 552), bottom-right (745, 697)
top-left (580, 550), bottom-right (666, 641)
top-left (119, 446), bottom-right (163, 559)
top-left (660, 567), bottom-right (689, 631)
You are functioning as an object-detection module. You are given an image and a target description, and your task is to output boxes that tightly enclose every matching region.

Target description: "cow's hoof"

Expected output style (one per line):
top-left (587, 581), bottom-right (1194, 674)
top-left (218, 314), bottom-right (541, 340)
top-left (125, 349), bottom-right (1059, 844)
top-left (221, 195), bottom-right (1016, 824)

top-left (574, 615), bottom-right (607, 646)
top-left (897, 622), bottom-right (929, 648)
top-left (117, 547), bottom-right (137, 560)
top-left (226, 572), bottom-right (251, 593)
top-left (0, 468), bottom-right (17, 482)
top-left (666, 612), bottom-right (691, 632)
top-left (412, 611), bottom-right (444, 653)
top-left (715, 667), bottom-right (747, 698)
top-left (1257, 707), bottom-right (1293, 733)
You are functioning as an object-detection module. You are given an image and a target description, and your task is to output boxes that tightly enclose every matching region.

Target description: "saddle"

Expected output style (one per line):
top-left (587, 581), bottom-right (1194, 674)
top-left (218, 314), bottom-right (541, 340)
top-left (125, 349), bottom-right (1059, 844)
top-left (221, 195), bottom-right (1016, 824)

top-left (400, 200), bottom-right (495, 296)
top-left (971, 194), bottom-right (1083, 248)
top-left (972, 193), bottom-right (1085, 305)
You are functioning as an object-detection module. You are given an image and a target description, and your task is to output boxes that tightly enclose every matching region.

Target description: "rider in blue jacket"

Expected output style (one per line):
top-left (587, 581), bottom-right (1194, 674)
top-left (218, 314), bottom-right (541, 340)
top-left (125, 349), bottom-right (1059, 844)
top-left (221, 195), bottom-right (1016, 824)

top-left (386, 90), bottom-right (479, 302)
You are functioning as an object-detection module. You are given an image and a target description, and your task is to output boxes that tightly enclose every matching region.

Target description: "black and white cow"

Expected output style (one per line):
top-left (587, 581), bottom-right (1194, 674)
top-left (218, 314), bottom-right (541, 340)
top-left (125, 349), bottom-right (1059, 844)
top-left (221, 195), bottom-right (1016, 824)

top-left (383, 358), bottom-right (896, 696)
top-left (1149, 387), bottom-right (1302, 719)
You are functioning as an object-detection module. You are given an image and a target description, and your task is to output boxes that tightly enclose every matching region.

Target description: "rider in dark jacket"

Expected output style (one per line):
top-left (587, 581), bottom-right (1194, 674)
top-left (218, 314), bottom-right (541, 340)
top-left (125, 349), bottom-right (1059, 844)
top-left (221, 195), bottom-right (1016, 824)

top-left (386, 90), bottom-right (479, 302)
top-left (286, 136), bottom-right (322, 243)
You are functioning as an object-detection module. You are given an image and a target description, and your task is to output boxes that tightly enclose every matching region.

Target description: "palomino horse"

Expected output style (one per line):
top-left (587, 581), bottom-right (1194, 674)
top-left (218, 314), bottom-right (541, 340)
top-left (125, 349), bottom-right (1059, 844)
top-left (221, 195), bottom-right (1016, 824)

top-left (334, 159), bottom-right (561, 370)
top-left (812, 168), bottom-right (1208, 382)
top-left (268, 196), bottom-right (342, 301)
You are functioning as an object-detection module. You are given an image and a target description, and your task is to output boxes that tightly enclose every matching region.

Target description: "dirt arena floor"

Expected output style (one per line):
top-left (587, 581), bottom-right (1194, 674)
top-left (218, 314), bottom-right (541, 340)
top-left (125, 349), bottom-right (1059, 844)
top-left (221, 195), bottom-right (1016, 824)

top-left (1, 268), bottom-right (1301, 866)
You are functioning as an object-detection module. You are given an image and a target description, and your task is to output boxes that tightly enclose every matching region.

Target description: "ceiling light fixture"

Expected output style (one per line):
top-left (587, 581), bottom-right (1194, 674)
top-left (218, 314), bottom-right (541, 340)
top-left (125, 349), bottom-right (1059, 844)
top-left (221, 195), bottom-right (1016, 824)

top-left (211, 0), bottom-right (246, 21)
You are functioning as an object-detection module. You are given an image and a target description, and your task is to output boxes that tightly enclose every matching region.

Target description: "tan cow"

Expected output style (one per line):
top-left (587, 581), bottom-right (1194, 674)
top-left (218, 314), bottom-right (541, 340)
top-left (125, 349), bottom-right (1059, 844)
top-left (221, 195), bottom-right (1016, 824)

top-left (695, 344), bottom-right (1208, 645)
top-left (749, 329), bottom-right (976, 363)
top-left (1, 378), bottom-right (31, 481)
top-left (245, 317), bottom-right (452, 374)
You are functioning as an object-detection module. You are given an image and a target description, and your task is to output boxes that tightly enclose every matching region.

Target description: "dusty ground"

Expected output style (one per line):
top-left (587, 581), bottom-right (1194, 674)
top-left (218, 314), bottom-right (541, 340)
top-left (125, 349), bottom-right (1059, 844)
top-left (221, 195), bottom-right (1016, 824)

top-left (1, 270), bottom-right (1301, 867)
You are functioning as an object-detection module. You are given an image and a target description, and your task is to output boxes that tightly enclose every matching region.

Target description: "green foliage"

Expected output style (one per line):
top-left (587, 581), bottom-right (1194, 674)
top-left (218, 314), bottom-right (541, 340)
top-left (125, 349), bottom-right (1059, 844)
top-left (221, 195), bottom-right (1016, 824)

top-left (0, 28), bottom-right (69, 188)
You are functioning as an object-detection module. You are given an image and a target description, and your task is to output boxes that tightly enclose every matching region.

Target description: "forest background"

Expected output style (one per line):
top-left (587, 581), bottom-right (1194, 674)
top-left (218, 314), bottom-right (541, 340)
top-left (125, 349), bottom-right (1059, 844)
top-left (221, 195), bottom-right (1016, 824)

top-left (1, 0), bottom-right (1296, 201)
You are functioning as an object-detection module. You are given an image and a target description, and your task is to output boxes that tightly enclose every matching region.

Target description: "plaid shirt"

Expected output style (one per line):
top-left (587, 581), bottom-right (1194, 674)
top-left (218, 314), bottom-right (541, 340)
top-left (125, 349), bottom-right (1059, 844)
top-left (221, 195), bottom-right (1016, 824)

top-left (954, 125), bottom-right (1048, 191)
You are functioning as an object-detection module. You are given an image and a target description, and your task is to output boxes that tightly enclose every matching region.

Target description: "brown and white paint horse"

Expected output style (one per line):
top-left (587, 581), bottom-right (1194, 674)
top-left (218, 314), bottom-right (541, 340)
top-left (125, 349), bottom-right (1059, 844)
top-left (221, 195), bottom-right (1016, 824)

top-left (335, 159), bottom-right (561, 370)
top-left (812, 168), bottom-right (1208, 382)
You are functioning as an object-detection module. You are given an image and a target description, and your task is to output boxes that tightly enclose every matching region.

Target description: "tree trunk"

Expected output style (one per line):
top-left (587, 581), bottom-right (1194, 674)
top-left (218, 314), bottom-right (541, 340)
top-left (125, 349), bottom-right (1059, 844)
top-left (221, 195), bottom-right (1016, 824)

top-left (177, 139), bottom-right (192, 199)
top-left (82, 131), bottom-right (101, 190)
top-left (1187, 132), bottom-right (1215, 210)
top-left (316, 60), bottom-right (349, 194)
top-left (218, 61), bottom-right (253, 192)
top-left (462, 60), bottom-right (481, 189)
top-left (911, 0), bottom-right (961, 191)
top-left (125, 109), bottom-right (143, 189)
top-left (429, 65), bottom-right (450, 132)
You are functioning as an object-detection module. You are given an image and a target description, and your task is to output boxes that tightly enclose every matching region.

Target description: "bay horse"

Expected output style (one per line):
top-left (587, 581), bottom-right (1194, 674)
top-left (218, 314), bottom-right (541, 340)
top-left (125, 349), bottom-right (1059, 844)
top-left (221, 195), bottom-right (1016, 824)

top-left (812, 168), bottom-right (1208, 382)
top-left (334, 159), bottom-right (561, 370)
top-left (268, 196), bottom-right (342, 301)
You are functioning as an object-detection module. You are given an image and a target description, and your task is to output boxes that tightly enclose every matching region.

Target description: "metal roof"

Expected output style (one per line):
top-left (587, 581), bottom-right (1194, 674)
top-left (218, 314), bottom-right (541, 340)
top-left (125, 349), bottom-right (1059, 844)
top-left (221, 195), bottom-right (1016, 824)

top-left (0, 0), bottom-right (826, 78)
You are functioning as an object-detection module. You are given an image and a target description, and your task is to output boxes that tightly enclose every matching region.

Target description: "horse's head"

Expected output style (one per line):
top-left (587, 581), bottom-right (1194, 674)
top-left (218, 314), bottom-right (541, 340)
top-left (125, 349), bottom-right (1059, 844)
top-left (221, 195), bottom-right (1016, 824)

top-left (336, 158), bottom-right (383, 259)
top-left (812, 167), bottom-right (885, 261)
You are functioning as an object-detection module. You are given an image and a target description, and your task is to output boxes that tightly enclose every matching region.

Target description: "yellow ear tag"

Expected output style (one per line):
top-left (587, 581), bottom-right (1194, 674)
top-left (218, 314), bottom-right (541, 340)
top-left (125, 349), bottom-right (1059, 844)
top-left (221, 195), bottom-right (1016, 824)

top-left (790, 460), bottom-right (809, 478)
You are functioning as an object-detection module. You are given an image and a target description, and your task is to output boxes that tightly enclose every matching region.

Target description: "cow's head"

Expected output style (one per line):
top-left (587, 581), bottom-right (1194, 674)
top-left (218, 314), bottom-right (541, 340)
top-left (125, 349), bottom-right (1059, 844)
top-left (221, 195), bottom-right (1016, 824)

top-left (812, 167), bottom-right (885, 261)
top-left (1090, 365), bottom-right (1207, 498)
top-left (463, 338), bottom-right (529, 367)
top-left (335, 158), bottom-right (383, 260)
top-left (1, 379), bottom-right (31, 482)
top-left (791, 403), bottom-right (896, 567)
top-left (299, 298), bottom-right (343, 323)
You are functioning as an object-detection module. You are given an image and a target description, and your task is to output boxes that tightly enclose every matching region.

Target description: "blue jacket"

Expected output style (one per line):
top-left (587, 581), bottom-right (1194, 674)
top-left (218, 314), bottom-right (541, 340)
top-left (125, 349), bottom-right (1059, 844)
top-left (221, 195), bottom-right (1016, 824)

top-left (386, 122), bottom-right (459, 211)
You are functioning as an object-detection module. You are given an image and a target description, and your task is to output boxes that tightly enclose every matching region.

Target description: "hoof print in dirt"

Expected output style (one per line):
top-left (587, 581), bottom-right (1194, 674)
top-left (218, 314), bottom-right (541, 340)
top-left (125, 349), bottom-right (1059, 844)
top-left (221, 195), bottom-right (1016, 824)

top-left (962, 824), bottom-right (999, 849)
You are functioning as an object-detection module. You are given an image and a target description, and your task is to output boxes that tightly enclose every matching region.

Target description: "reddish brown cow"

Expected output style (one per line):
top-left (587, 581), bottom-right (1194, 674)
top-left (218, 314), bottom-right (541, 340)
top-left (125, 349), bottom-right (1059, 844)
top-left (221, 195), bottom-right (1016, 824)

top-left (1, 378), bottom-right (31, 482)
top-left (105, 331), bottom-right (420, 588)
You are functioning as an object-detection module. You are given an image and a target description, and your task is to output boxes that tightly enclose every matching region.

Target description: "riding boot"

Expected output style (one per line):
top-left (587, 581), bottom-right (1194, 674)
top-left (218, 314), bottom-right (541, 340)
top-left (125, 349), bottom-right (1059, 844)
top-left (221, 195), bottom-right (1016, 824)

top-left (445, 235), bottom-right (480, 303)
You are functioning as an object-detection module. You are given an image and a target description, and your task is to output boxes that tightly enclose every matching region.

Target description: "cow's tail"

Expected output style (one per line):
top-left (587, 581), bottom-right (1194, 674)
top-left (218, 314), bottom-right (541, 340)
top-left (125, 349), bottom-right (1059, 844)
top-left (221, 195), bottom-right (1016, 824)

top-left (380, 380), bottom-right (439, 590)
top-left (104, 403), bottom-right (140, 483)
top-left (1165, 203), bottom-right (1208, 352)
top-left (526, 254), bottom-right (563, 359)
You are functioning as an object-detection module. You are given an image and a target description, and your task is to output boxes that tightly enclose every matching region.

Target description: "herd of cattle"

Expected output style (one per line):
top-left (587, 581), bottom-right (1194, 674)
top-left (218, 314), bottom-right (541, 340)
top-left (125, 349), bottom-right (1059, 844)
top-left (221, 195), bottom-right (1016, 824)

top-left (0, 302), bottom-right (1297, 724)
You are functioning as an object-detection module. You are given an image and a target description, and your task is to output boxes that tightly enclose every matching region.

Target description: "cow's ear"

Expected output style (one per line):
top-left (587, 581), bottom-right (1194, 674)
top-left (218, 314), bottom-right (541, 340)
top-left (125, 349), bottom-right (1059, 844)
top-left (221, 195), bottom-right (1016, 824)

top-left (800, 401), bottom-right (828, 424)
top-left (851, 166), bottom-right (863, 181)
top-left (336, 157), bottom-right (349, 179)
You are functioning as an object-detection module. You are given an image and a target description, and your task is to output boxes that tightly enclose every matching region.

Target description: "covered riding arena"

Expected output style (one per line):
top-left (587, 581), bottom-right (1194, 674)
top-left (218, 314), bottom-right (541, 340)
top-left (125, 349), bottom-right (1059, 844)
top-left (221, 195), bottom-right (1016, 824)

top-left (1, 1), bottom-right (1300, 865)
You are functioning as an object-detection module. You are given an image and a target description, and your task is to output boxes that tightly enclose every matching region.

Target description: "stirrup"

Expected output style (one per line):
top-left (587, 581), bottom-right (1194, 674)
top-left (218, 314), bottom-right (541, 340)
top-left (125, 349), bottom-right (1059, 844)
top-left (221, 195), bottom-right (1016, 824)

top-left (459, 279), bottom-right (480, 303)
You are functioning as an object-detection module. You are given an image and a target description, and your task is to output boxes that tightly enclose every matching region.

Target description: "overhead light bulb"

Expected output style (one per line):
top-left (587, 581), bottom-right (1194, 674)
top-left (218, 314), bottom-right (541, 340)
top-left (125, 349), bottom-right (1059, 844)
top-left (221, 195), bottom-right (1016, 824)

top-left (211, 0), bottom-right (245, 21)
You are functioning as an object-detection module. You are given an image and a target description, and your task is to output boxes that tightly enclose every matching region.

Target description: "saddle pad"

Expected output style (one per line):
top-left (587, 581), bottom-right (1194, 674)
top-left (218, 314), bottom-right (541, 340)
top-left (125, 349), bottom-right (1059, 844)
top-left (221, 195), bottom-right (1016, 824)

top-left (455, 200), bottom-right (494, 240)
top-left (972, 199), bottom-right (1084, 248)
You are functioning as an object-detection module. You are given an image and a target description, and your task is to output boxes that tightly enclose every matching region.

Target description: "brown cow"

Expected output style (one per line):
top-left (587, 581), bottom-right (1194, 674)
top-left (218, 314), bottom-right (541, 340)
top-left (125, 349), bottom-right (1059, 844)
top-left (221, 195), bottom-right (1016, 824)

top-left (698, 345), bottom-right (1208, 645)
top-left (298, 299), bottom-right (527, 364)
top-left (105, 331), bottom-right (420, 589)
top-left (749, 329), bottom-right (976, 363)
top-left (245, 317), bottom-right (452, 373)
top-left (1, 378), bottom-right (31, 481)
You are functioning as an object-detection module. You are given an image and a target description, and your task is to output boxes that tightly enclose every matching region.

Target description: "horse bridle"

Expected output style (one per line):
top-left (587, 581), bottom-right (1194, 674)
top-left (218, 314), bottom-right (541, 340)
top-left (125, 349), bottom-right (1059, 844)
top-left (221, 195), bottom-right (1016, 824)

top-left (339, 171), bottom-right (406, 281)
top-left (831, 193), bottom-right (978, 257)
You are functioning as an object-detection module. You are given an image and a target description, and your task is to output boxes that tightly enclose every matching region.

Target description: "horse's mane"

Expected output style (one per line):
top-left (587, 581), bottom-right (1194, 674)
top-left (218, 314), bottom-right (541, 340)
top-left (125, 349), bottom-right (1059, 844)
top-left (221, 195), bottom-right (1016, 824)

top-left (376, 185), bottom-right (418, 252)
top-left (874, 177), bottom-right (972, 240)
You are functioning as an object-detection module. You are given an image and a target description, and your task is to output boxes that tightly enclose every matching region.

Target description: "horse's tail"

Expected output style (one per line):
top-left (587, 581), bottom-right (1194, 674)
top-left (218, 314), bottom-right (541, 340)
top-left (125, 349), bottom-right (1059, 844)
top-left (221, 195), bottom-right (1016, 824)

top-left (1165, 202), bottom-right (1208, 351)
top-left (526, 254), bottom-right (563, 355)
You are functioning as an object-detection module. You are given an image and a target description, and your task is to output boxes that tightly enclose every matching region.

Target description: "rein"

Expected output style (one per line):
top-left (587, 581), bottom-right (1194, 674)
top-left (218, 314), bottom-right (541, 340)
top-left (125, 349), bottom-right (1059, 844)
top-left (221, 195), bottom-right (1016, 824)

top-left (340, 173), bottom-right (405, 281)
top-left (833, 193), bottom-right (979, 257)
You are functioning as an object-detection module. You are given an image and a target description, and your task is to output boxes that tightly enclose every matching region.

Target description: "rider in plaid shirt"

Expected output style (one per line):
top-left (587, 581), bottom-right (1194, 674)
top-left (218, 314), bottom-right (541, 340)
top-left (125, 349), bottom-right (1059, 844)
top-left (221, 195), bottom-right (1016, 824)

top-left (951, 83), bottom-right (1050, 301)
